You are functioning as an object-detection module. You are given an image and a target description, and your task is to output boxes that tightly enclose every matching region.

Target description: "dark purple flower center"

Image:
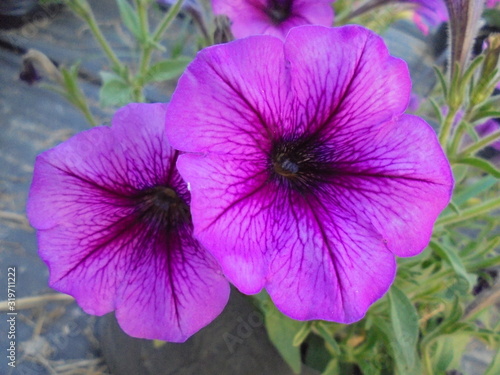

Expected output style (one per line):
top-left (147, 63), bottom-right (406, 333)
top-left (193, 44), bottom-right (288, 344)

top-left (265, 0), bottom-right (293, 24)
top-left (270, 136), bottom-right (333, 193)
top-left (135, 186), bottom-right (190, 229)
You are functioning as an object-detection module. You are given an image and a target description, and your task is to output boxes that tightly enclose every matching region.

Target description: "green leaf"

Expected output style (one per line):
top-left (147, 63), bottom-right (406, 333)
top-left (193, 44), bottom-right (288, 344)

top-left (471, 110), bottom-right (500, 123)
top-left (448, 200), bottom-right (461, 215)
top-left (152, 339), bottom-right (166, 348)
top-left (452, 164), bottom-right (468, 185)
top-left (99, 71), bottom-right (134, 107)
top-left (315, 322), bottom-right (341, 356)
top-left (60, 64), bottom-right (83, 106)
top-left (485, 346), bottom-right (500, 375)
top-left (259, 293), bottom-right (304, 374)
top-left (433, 66), bottom-right (448, 98)
top-left (456, 157), bottom-right (500, 178)
top-left (429, 97), bottom-right (444, 124)
top-left (432, 337), bottom-right (454, 373)
top-left (357, 358), bottom-right (382, 375)
top-left (461, 55), bottom-right (485, 90)
top-left (470, 254), bottom-right (500, 272)
top-left (303, 334), bottom-right (332, 372)
top-left (463, 236), bottom-right (498, 261)
top-left (292, 321), bottom-right (311, 347)
top-left (452, 175), bottom-right (498, 205)
top-left (387, 286), bottom-right (421, 375)
top-left (432, 336), bottom-right (470, 373)
top-left (462, 120), bottom-right (480, 143)
top-left (142, 57), bottom-right (191, 84)
top-left (116, 0), bottom-right (141, 39)
top-left (321, 359), bottom-right (340, 375)
top-left (429, 240), bottom-right (476, 290)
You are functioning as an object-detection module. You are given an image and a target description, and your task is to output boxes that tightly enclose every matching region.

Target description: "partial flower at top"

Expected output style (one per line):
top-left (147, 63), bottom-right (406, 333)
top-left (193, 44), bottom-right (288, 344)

top-left (405, 0), bottom-right (498, 35)
top-left (165, 25), bottom-right (453, 323)
top-left (211, 0), bottom-right (334, 40)
top-left (27, 103), bottom-right (230, 342)
top-left (402, 0), bottom-right (448, 34)
top-left (477, 118), bottom-right (500, 150)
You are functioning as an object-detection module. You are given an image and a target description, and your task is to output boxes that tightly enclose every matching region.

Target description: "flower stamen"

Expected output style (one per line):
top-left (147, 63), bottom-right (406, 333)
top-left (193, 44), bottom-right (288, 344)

top-left (265, 0), bottom-right (293, 24)
top-left (137, 186), bottom-right (190, 227)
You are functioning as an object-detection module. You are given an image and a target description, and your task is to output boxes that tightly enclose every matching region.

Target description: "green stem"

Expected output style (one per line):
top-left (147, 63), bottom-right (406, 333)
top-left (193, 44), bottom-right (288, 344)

top-left (141, 0), bottom-right (183, 73)
top-left (336, 0), bottom-right (386, 24)
top-left (436, 196), bottom-right (500, 228)
top-left (408, 273), bottom-right (453, 300)
top-left (152, 0), bottom-right (183, 42)
top-left (82, 6), bottom-right (123, 71)
top-left (468, 255), bottom-right (500, 272)
top-left (422, 346), bottom-right (434, 375)
top-left (135, 0), bottom-right (151, 77)
top-left (438, 106), bottom-right (459, 150)
top-left (458, 129), bottom-right (500, 156)
top-left (77, 99), bottom-right (98, 127)
top-left (133, 0), bottom-right (183, 101)
top-left (449, 120), bottom-right (467, 156)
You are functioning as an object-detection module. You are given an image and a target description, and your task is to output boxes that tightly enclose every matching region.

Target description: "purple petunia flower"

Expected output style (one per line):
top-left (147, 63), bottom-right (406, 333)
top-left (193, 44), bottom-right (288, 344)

top-left (405, 0), bottom-right (498, 35)
top-left (211, 0), bottom-right (334, 40)
top-left (477, 118), bottom-right (500, 150)
top-left (27, 103), bottom-right (230, 342)
top-left (402, 0), bottom-right (448, 34)
top-left (165, 25), bottom-right (453, 323)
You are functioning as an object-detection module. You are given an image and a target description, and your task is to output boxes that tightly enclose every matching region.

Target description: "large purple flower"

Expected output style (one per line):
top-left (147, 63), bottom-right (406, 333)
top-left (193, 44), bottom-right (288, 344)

top-left (211, 0), bottom-right (334, 40)
top-left (165, 25), bottom-right (453, 323)
top-left (27, 103), bottom-right (230, 342)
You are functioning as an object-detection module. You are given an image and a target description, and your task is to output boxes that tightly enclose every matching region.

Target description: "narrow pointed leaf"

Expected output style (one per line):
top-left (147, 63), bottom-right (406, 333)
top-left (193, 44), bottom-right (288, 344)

top-left (321, 359), bottom-right (340, 375)
top-left (452, 175), bottom-right (498, 205)
top-left (456, 157), bottom-right (500, 178)
top-left (292, 321), bottom-right (312, 347)
top-left (388, 286), bottom-right (421, 375)
top-left (430, 240), bottom-right (476, 289)
top-left (116, 0), bottom-right (141, 39)
top-left (316, 322), bottom-right (341, 356)
top-left (484, 346), bottom-right (500, 375)
top-left (143, 57), bottom-right (191, 84)
top-left (99, 71), bottom-right (134, 107)
top-left (258, 293), bottom-right (304, 374)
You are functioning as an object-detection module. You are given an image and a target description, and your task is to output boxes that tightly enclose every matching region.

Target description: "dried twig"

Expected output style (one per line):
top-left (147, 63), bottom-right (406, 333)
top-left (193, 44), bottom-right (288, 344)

top-left (0, 293), bottom-right (74, 311)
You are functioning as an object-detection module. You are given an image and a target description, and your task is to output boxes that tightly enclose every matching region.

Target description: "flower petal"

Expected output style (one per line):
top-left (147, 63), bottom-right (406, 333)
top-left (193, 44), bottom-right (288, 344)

top-left (176, 153), bottom-right (270, 294)
top-left (28, 103), bottom-right (179, 230)
top-left (114, 223), bottom-right (230, 342)
top-left (27, 103), bottom-right (229, 341)
top-left (212, 0), bottom-right (273, 38)
top-left (266, 196), bottom-right (396, 322)
top-left (212, 0), bottom-right (334, 40)
top-left (290, 0), bottom-right (334, 27)
top-left (177, 153), bottom-right (396, 322)
top-left (284, 25), bottom-right (411, 136)
top-left (166, 35), bottom-right (290, 155)
top-left (321, 114), bottom-right (453, 257)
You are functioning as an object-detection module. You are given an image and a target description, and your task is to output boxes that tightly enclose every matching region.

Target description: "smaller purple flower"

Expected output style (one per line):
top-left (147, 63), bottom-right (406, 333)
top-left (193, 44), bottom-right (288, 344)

top-left (476, 118), bottom-right (500, 150)
top-left (27, 103), bottom-right (230, 342)
top-left (403, 0), bottom-right (448, 34)
top-left (445, 107), bottom-right (500, 151)
top-left (405, 0), bottom-right (497, 35)
top-left (211, 0), bottom-right (334, 40)
top-left (487, 0), bottom-right (500, 8)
